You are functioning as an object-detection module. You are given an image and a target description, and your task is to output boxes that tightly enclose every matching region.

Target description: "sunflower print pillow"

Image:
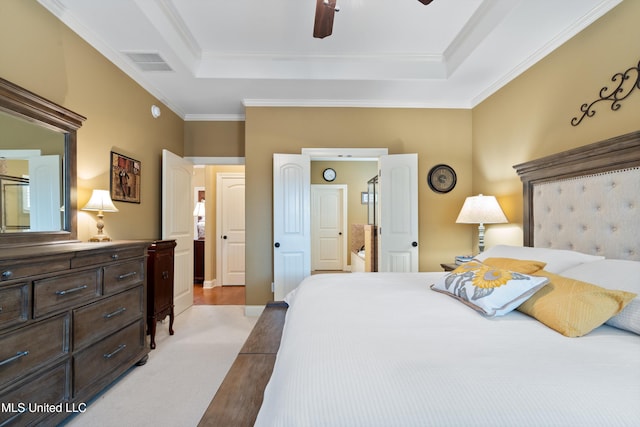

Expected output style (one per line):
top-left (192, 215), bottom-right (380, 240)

top-left (430, 261), bottom-right (550, 317)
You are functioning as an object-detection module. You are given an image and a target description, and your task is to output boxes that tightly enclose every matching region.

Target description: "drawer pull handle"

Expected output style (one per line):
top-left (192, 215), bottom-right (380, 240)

top-left (104, 307), bottom-right (127, 319)
top-left (103, 344), bottom-right (127, 359)
top-left (1, 270), bottom-right (12, 280)
top-left (117, 272), bottom-right (137, 280)
top-left (111, 254), bottom-right (119, 260)
top-left (0, 351), bottom-right (29, 367)
top-left (162, 271), bottom-right (169, 280)
top-left (55, 284), bottom-right (88, 296)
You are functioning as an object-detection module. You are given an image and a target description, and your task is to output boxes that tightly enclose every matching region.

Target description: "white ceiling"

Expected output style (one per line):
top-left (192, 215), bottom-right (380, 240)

top-left (38, 0), bottom-right (621, 120)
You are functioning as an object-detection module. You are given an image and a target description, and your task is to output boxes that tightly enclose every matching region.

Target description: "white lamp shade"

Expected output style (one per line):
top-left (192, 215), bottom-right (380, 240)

top-left (82, 189), bottom-right (119, 212)
top-left (456, 194), bottom-right (507, 224)
top-left (193, 201), bottom-right (205, 217)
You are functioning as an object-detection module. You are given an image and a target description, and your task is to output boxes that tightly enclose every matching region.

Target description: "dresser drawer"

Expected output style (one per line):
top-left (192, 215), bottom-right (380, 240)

top-left (0, 254), bottom-right (70, 283)
top-left (0, 360), bottom-right (70, 427)
top-left (103, 259), bottom-right (144, 294)
top-left (72, 247), bottom-right (144, 268)
top-left (34, 269), bottom-right (101, 318)
top-left (73, 320), bottom-right (145, 395)
top-left (0, 313), bottom-right (70, 388)
top-left (73, 286), bottom-right (144, 350)
top-left (0, 283), bottom-right (30, 329)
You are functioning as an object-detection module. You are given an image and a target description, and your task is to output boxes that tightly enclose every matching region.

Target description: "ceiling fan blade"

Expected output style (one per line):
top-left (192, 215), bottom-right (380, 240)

top-left (313, 0), bottom-right (335, 39)
top-left (418, 0), bottom-right (434, 4)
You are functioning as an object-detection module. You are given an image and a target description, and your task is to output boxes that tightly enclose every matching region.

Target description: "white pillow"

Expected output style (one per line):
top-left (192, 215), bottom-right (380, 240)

top-left (430, 261), bottom-right (549, 318)
top-left (475, 245), bottom-right (604, 274)
top-left (559, 259), bottom-right (640, 335)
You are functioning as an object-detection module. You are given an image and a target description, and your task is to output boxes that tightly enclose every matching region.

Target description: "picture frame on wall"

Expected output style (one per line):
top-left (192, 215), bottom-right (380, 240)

top-left (361, 192), bottom-right (369, 204)
top-left (110, 151), bottom-right (141, 203)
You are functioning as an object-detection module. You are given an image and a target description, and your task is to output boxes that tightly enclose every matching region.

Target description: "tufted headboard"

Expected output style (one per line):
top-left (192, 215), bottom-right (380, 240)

top-left (514, 130), bottom-right (640, 261)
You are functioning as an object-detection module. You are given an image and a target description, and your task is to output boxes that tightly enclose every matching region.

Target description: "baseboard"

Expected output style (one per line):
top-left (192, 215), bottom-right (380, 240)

top-left (244, 305), bottom-right (265, 317)
top-left (203, 279), bottom-right (218, 289)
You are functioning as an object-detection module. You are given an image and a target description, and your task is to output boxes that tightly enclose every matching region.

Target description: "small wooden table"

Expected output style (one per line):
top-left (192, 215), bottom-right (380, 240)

top-left (440, 263), bottom-right (459, 272)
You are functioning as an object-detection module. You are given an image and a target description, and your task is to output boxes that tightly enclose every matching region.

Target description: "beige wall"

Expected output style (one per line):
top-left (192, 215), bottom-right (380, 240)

top-left (472, 0), bottom-right (640, 251)
top-left (245, 107), bottom-right (473, 304)
top-left (184, 121), bottom-right (245, 157)
top-left (0, 0), bottom-right (184, 242)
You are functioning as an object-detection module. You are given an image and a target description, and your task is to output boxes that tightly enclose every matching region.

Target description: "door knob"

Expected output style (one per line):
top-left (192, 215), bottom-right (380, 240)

top-left (274, 242), bottom-right (280, 248)
top-left (412, 241), bottom-right (418, 247)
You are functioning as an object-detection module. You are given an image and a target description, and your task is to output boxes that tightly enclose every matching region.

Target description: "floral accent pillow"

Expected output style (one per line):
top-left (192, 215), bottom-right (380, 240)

top-left (430, 261), bottom-right (549, 318)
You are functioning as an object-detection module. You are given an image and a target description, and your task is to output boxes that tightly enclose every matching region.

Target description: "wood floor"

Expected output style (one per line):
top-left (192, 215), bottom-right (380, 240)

top-left (193, 284), bottom-right (245, 305)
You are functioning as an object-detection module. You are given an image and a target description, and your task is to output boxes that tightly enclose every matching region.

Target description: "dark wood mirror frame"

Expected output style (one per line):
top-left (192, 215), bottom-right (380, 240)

top-left (0, 78), bottom-right (85, 246)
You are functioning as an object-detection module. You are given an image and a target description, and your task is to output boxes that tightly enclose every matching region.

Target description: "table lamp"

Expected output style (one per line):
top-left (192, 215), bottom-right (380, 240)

top-left (82, 189), bottom-right (119, 242)
top-left (456, 194), bottom-right (507, 253)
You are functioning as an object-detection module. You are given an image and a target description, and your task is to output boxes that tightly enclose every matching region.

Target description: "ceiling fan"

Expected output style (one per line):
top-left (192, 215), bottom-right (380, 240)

top-left (313, 0), bottom-right (434, 39)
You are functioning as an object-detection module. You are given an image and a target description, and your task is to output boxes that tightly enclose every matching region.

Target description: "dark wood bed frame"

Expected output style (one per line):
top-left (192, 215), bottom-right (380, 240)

top-left (197, 301), bottom-right (288, 426)
top-left (198, 130), bottom-right (640, 426)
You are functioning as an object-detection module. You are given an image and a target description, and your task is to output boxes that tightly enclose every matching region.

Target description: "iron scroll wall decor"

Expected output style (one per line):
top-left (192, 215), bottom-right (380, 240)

top-left (571, 58), bottom-right (640, 126)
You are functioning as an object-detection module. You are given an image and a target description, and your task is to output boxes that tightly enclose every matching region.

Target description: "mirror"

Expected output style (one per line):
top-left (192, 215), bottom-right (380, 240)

top-left (0, 78), bottom-right (85, 245)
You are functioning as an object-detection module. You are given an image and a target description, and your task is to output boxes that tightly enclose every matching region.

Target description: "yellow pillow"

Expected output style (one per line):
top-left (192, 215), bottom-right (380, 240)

top-left (517, 270), bottom-right (637, 337)
top-left (482, 257), bottom-right (547, 274)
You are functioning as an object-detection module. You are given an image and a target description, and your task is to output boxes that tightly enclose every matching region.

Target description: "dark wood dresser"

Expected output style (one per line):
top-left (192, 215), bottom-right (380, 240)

top-left (0, 241), bottom-right (149, 426)
top-left (146, 240), bottom-right (177, 349)
top-left (194, 239), bottom-right (204, 284)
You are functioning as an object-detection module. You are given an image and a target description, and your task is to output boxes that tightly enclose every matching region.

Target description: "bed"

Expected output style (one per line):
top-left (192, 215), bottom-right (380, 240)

top-left (198, 131), bottom-right (640, 427)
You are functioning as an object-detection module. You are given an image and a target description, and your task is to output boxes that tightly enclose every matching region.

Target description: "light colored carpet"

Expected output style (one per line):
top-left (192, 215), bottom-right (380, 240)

top-left (63, 305), bottom-right (257, 427)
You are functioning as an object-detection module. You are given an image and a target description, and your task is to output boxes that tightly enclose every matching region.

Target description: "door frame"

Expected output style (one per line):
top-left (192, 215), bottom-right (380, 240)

top-left (184, 157), bottom-right (245, 295)
top-left (310, 184), bottom-right (348, 272)
top-left (216, 172), bottom-right (246, 287)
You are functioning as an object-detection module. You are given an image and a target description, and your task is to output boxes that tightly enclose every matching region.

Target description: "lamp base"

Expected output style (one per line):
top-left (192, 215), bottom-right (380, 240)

top-left (89, 234), bottom-right (112, 242)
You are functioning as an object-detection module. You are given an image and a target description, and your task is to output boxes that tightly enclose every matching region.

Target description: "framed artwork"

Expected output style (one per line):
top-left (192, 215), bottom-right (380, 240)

top-left (361, 192), bottom-right (368, 204)
top-left (110, 151), bottom-right (141, 203)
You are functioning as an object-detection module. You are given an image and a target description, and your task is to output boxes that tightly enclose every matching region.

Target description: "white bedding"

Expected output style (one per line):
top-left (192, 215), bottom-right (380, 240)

top-left (255, 272), bottom-right (640, 427)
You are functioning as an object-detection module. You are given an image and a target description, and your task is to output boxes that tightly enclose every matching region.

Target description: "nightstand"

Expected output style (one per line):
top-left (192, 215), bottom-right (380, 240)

top-left (147, 239), bottom-right (177, 349)
top-left (440, 263), bottom-right (459, 272)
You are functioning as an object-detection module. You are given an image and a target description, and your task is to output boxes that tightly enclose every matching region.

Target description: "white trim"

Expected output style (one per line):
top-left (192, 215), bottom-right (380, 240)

top-left (184, 157), bottom-right (245, 165)
top-left (203, 279), bottom-right (217, 289)
top-left (241, 98), bottom-right (469, 109)
top-left (184, 114), bottom-right (245, 122)
top-left (302, 148), bottom-right (388, 159)
top-left (244, 305), bottom-right (265, 317)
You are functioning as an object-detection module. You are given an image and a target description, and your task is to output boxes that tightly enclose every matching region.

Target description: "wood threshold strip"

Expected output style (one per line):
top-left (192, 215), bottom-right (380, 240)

top-left (197, 301), bottom-right (288, 427)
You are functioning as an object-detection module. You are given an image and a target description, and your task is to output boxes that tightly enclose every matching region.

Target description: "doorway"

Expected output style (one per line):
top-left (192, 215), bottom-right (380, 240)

top-left (184, 158), bottom-right (246, 305)
top-left (311, 184), bottom-right (347, 272)
top-left (273, 150), bottom-right (418, 300)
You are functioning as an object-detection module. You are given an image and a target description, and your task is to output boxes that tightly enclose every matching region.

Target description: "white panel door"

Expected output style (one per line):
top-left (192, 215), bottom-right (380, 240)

top-left (273, 153), bottom-right (310, 301)
top-left (29, 155), bottom-right (61, 231)
top-left (379, 153), bottom-right (419, 272)
top-left (311, 185), bottom-right (345, 271)
top-left (162, 150), bottom-right (194, 315)
top-left (218, 173), bottom-right (245, 286)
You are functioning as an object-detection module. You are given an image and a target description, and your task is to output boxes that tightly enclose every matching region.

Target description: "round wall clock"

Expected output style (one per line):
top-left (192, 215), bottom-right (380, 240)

top-left (323, 168), bottom-right (336, 182)
top-left (427, 164), bottom-right (457, 193)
